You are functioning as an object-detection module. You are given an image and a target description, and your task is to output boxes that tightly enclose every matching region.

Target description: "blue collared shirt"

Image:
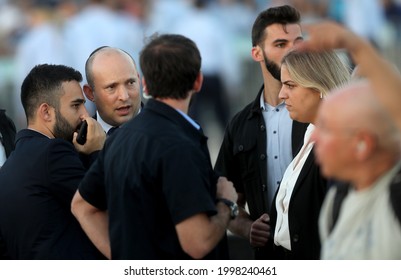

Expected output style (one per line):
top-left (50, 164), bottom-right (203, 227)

top-left (260, 94), bottom-right (293, 208)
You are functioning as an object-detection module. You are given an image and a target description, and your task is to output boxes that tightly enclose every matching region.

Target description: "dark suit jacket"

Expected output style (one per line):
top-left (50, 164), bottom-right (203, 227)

top-left (0, 129), bottom-right (103, 259)
top-left (0, 109), bottom-right (16, 158)
top-left (270, 148), bottom-right (328, 259)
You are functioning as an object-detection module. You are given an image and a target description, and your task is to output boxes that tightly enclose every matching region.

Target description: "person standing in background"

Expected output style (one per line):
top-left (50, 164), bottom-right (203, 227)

top-left (0, 109), bottom-right (16, 168)
top-left (172, 0), bottom-right (240, 133)
top-left (0, 108), bottom-right (16, 259)
top-left (215, 5), bottom-right (308, 259)
top-left (12, 0), bottom-right (77, 130)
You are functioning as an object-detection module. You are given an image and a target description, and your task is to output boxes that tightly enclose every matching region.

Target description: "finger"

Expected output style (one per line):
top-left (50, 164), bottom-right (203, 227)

top-left (252, 220), bottom-right (270, 231)
top-left (252, 225), bottom-right (270, 234)
top-left (72, 131), bottom-right (79, 145)
top-left (260, 213), bottom-right (270, 223)
top-left (250, 235), bottom-right (269, 247)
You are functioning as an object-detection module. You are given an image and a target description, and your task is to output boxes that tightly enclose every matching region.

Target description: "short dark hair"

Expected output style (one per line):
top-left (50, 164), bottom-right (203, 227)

top-left (139, 34), bottom-right (201, 100)
top-left (251, 5), bottom-right (301, 47)
top-left (21, 64), bottom-right (82, 121)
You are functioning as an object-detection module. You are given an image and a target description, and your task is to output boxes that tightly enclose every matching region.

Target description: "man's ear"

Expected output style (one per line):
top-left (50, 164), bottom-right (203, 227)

top-left (83, 84), bottom-right (95, 102)
top-left (142, 77), bottom-right (152, 99)
top-left (193, 71), bottom-right (203, 93)
top-left (38, 103), bottom-right (54, 123)
top-left (251, 45), bottom-right (264, 62)
top-left (142, 77), bottom-right (147, 93)
top-left (355, 133), bottom-right (375, 160)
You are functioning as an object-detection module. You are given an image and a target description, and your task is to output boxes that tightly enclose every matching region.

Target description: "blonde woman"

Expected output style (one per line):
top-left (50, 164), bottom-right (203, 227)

top-left (270, 50), bottom-right (351, 259)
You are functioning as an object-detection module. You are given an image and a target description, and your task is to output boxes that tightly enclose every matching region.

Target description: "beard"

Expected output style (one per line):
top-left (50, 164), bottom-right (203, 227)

top-left (53, 110), bottom-right (76, 143)
top-left (263, 50), bottom-right (281, 81)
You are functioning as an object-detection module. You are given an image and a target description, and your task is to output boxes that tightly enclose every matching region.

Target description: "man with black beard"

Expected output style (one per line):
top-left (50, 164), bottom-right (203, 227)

top-left (214, 5), bottom-right (308, 259)
top-left (0, 64), bottom-right (106, 259)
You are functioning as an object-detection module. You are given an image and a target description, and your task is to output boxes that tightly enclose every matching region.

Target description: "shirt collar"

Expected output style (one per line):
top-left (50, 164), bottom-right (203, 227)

top-left (96, 112), bottom-right (114, 134)
top-left (259, 91), bottom-right (285, 111)
top-left (175, 109), bottom-right (200, 130)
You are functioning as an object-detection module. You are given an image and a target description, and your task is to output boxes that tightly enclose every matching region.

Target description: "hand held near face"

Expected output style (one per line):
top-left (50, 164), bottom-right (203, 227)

top-left (73, 118), bottom-right (106, 154)
top-left (76, 120), bottom-right (88, 145)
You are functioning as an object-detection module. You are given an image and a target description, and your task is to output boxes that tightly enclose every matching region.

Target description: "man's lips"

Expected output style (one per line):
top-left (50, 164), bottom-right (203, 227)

top-left (116, 105), bottom-right (131, 115)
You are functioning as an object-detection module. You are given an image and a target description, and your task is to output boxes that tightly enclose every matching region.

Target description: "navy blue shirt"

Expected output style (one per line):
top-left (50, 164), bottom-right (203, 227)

top-left (79, 99), bottom-right (228, 259)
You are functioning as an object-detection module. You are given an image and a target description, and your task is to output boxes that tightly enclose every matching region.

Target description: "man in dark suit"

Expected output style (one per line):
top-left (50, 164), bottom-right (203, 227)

top-left (0, 64), bottom-right (106, 259)
top-left (214, 5), bottom-right (307, 259)
top-left (0, 109), bottom-right (16, 168)
top-left (0, 109), bottom-right (16, 259)
top-left (83, 46), bottom-right (142, 135)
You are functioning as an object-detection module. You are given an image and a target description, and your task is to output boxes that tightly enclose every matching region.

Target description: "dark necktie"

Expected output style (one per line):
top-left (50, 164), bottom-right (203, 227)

top-left (107, 126), bottom-right (119, 136)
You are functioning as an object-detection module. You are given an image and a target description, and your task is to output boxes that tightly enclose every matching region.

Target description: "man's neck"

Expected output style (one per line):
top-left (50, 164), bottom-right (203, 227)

top-left (352, 155), bottom-right (401, 191)
top-left (262, 69), bottom-right (282, 106)
top-left (27, 123), bottom-right (54, 139)
top-left (157, 97), bottom-right (190, 114)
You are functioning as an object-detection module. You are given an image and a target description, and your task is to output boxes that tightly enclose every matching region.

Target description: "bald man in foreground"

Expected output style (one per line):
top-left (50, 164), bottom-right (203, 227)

top-left (311, 80), bottom-right (401, 259)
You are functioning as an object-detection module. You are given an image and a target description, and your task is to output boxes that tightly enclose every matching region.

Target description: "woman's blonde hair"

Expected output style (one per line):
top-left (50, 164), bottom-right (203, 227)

top-left (281, 50), bottom-right (351, 98)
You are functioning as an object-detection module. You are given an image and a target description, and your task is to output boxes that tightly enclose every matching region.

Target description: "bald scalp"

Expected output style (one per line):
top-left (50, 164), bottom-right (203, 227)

top-left (326, 80), bottom-right (400, 151)
top-left (85, 47), bottom-right (137, 89)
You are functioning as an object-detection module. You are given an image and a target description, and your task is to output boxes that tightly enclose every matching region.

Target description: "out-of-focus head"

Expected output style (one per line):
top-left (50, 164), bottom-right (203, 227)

top-left (279, 50), bottom-right (351, 123)
top-left (84, 46), bottom-right (141, 127)
top-left (139, 34), bottom-right (201, 100)
top-left (312, 80), bottom-right (401, 183)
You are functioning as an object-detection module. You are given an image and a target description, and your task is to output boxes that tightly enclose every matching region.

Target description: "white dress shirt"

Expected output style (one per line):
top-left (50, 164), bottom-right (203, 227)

top-left (0, 141), bottom-right (6, 168)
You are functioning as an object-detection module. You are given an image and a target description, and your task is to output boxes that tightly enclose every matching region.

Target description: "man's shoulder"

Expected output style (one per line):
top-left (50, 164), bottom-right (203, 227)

top-left (17, 131), bottom-right (77, 159)
top-left (229, 101), bottom-right (257, 125)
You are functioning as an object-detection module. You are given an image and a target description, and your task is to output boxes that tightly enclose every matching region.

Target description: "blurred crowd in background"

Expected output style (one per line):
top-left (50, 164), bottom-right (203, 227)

top-left (0, 0), bottom-right (401, 163)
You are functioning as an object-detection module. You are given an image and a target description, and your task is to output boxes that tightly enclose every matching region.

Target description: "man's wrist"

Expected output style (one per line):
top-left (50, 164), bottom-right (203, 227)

top-left (216, 198), bottom-right (239, 219)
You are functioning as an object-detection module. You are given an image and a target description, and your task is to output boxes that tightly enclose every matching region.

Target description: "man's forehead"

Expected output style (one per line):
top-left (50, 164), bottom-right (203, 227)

top-left (265, 23), bottom-right (302, 39)
top-left (60, 81), bottom-right (84, 99)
